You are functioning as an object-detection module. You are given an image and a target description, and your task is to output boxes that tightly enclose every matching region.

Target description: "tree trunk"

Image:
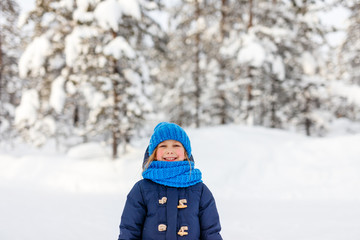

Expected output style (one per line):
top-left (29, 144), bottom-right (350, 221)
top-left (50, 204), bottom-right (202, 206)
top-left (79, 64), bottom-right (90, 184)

top-left (112, 129), bottom-right (118, 159)
top-left (245, 0), bottom-right (254, 124)
top-left (0, 37), bottom-right (3, 101)
top-left (194, 0), bottom-right (201, 128)
top-left (247, 0), bottom-right (253, 30)
top-left (303, 86), bottom-right (312, 136)
top-left (219, 0), bottom-right (228, 125)
top-left (245, 67), bottom-right (254, 124)
top-left (305, 96), bottom-right (311, 136)
top-left (270, 77), bottom-right (277, 128)
top-left (111, 30), bottom-right (121, 159)
top-left (73, 105), bottom-right (79, 127)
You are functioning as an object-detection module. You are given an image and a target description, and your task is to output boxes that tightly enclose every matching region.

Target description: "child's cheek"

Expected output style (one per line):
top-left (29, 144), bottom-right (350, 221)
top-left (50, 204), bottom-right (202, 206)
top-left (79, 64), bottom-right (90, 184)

top-left (156, 149), bottom-right (164, 159)
top-left (176, 149), bottom-right (185, 159)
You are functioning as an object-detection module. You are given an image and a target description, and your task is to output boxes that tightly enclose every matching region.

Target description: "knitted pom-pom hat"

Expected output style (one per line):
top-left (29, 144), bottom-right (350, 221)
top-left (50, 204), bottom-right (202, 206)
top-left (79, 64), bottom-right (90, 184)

top-left (148, 122), bottom-right (191, 158)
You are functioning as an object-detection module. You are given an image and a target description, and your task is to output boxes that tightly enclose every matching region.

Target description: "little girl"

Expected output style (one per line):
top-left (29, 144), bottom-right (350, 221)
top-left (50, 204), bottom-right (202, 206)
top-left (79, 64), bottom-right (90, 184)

top-left (118, 122), bottom-right (222, 240)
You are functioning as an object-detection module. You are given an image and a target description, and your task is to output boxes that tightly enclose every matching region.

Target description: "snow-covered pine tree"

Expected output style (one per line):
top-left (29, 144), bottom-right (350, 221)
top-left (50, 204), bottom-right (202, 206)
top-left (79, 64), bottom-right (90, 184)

top-left (201, 0), bottom-right (248, 126)
top-left (16, 0), bottom-right (73, 146)
top-left (78, 0), bottom-right (166, 158)
top-left (339, 1), bottom-right (360, 86)
top-left (156, 0), bottom-right (331, 134)
top-left (219, 0), bottom-right (330, 135)
top-left (0, 0), bottom-right (22, 142)
top-left (342, 1), bottom-right (360, 85)
top-left (156, 0), bottom-right (211, 127)
top-left (285, 0), bottom-right (332, 136)
top-left (17, 0), bottom-right (167, 158)
top-left (334, 0), bottom-right (360, 122)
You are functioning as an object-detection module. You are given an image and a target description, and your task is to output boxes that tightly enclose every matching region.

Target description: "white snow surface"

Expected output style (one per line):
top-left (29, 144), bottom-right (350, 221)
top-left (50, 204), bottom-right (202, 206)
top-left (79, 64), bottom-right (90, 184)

top-left (1, 125), bottom-right (360, 239)
top-left (67, 142), bottom-right (110, 159)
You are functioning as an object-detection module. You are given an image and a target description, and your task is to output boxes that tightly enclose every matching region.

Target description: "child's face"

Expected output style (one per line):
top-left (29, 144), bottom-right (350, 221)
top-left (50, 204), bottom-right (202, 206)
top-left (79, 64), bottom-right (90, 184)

top-left (156, 140), bottom-right (186, 162)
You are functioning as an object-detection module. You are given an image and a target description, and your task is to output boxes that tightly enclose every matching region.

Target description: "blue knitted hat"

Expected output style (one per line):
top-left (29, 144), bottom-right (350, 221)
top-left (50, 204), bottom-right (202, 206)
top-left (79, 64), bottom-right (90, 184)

top-left (148, 122), bottom-right (191, 158)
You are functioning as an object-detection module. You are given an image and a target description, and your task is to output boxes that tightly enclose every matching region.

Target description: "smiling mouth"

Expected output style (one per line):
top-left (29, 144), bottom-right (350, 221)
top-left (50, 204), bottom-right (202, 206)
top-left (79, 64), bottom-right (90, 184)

top-left (163, 157), bottom-right (177, 161)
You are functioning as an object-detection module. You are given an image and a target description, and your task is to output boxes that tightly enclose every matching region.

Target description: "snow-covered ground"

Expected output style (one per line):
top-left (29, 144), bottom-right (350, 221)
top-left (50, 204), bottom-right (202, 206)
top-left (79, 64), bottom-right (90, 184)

top-left (1, 125), bottom-right (360, 239)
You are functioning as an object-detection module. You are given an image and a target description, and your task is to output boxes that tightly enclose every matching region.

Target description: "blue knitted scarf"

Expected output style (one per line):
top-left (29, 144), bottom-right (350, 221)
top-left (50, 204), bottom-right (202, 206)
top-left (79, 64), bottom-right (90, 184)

top-left (142, 161), bottom-right (202, 188)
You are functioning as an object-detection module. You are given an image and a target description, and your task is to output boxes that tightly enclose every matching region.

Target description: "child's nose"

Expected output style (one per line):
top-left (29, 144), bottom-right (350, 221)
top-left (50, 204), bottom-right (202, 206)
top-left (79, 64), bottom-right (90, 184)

top-left (166, 148), bottom-right (174, 154)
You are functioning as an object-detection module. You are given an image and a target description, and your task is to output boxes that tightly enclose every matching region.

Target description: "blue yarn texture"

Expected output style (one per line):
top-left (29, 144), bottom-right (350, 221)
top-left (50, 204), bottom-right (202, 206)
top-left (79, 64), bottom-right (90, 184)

top-left (142, 161), bottom-right (202, 188)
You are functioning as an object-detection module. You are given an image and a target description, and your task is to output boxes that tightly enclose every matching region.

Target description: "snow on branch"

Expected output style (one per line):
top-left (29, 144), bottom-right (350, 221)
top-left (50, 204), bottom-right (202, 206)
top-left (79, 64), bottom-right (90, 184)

top-left (15, 89), bottom-right (39, 127)
top-left (19, 36), bottom-right (51, 78)
top-left (50, 76), bottom-right (67, 114)
top-left (65, 26), bottom-right (98, 66)
top-left (94, 0), bottom-right (140, 32)
top-left (329, 80), bottom-right (360, 105)
top-left (94, 0), bottom-right (122, 31)
top-left (103, 36), bottom-right (136, 59)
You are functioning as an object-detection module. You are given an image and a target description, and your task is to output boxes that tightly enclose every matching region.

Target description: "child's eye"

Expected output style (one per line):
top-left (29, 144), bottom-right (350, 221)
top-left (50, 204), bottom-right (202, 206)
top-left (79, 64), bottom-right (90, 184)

top-left (174, 144), bottom-right (181, 147)
top-left (159, 145), bottom-right (166, 148)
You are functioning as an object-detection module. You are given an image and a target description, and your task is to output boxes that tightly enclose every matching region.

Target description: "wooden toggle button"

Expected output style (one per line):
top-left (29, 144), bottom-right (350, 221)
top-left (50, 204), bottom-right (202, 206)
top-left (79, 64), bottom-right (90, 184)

top-left (159, 197), bottom-right (167, 204)
top-left (178, 226), bottom-right (188, 236)
top-left (177, 199), bottom-right (187, 208)
top-left (158, 224), bottom-right (167, 232)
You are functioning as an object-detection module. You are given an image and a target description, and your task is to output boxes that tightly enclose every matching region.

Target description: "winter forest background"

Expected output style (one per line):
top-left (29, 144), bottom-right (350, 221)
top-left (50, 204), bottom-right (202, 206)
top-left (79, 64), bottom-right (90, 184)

top-left (1, 1), bottom-right (360, 239)
top-left (1, 0), bottom-right (360, 158)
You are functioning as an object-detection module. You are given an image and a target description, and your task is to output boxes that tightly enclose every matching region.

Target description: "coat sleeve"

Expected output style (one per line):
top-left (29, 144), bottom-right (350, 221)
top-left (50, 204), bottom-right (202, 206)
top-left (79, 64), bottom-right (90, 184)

top-left (199, 184), bottom-right (223, 240)
top-left (118, 181), bottom-right (146, 240)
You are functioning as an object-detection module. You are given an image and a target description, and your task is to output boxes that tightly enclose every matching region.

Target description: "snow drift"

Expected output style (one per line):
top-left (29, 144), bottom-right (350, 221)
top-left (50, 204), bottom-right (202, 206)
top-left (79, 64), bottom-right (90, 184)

top-left (1, 125), bottom-right (360, 239)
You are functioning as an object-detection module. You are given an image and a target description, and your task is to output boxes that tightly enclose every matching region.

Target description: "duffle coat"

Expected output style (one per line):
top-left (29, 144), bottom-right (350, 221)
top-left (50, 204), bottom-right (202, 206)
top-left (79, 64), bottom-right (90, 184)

top-left (118, 179), bottom-right (222, 240)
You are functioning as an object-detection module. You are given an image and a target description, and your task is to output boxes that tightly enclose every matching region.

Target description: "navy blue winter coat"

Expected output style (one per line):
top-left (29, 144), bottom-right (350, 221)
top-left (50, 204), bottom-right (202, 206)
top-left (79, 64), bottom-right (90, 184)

top-left (118, 151), bottom-right (222, 240)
